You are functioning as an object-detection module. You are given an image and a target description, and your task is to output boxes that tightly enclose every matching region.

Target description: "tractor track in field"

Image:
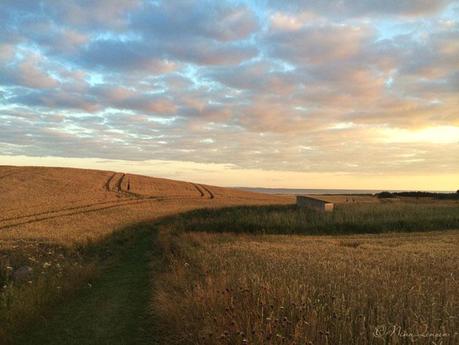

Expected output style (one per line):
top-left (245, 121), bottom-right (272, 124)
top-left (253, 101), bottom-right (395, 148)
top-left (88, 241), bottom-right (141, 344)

top-left (0, 172), bottom-right (123, 222)
top-left (0, 170), bottom-right (20, 180)
top-left (104, 172), bottom-right (118, 191)
top-left (0, 198), bottom-right (160, 230)
top-left (0, 193), bottom-right (215, 230)
top-left (199, 184), bottom-right (215, 199)
top-left (0, 199), bottom-right (137, 223)
top-left (0, 171), bottom-right (219, 230)
top-left (192, 183), bottom-right (205, 197)
top-left (116, 174), bottom-right (125, 192)
top-left (2, 173), bottom-right (132, 224)
top-left (113, 174), bottom-right (144, 199)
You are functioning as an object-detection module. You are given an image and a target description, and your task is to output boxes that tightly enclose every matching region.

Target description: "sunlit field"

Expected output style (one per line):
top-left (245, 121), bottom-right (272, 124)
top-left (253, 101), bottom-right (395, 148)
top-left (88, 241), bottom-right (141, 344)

top-left (2, 0), bottom-right (459, 343)
top-left (1, 167), bottom-right (458, 344)
top-left (155, 229), bottom-right (459, 345)
top-left (153, 202), bottom-right (459, 344)
top-left (0, 166), bottom-right (290, 343)
top-left (164, 201), bottom-right (459, 235)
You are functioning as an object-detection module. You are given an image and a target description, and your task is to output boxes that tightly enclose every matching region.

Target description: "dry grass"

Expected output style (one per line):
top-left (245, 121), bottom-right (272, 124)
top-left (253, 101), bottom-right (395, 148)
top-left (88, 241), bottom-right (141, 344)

top-left (0, 241), bottom-right (97, 341)
top-left (164, 203), bottom-right (459, 235)
top-left (0, 166), bottom-right (292, 245)
top-left (0, 165), bottom-right (291, 340)
top-left (3, 165), bottom-right (457, 344)
top-left (304, 194), bottom-right (380, 204)
top-left (154, 230), bottom-right (459, 345)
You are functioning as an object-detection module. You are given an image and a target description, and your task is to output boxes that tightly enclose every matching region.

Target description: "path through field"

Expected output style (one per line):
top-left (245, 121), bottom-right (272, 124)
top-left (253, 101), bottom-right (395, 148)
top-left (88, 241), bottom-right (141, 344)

top-left (0, 166), bottom-right (292, 343)
top-left (12, 225), bottom-right (158, 345)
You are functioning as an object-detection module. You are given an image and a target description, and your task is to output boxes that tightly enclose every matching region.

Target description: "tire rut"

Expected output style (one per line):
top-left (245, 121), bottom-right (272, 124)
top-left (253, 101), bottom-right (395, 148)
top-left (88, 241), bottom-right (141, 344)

top-left (116, 174), bottom-right (125, 192)
top-left (104, 172), bottom-right (117, 191)
top-left (2, 172), bottom-right (135, 224)
top-left (0, 199), bottom-right (158, 230)
top-left (0, 171), bottom-right (216, 229)
top-left (0, 195), bottom-right (207, 230)
top-left (0, 170), bottom-right (19, 180)
top-left (199, 184), bottom-right (215, 199)
top-left (0, 199), bottom-right (135, 223)
top-left (192, 183), bottom-right (205, 197)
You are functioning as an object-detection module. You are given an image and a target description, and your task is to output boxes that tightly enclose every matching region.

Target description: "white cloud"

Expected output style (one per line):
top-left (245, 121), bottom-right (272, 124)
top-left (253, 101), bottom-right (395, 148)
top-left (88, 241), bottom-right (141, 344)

top-left (380, 126), bottom-right (459, 144)
top-left (0, 0), bottom-right (458, 185)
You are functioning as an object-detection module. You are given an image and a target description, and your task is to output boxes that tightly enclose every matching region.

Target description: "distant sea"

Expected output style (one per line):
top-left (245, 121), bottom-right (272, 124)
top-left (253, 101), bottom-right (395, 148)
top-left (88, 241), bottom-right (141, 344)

top-left (237, 187), bottom-right (454, 195)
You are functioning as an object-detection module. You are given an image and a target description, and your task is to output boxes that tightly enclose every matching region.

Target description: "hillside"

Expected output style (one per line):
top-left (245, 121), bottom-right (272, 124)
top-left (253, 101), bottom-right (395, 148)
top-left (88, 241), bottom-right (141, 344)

top-left (0, 166), bottom-right (293, 245)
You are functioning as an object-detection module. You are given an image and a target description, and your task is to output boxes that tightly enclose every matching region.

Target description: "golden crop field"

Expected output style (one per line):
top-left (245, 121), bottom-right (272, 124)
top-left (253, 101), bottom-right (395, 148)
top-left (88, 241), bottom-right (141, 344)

top-left (0, 166), bottom-right (292, 245)
top-left (0, 166), bottom-right (292, 342)
top-left (1, 166), bottom-right (457, 345)
top-left (155, 230), bottom-right (459, 345)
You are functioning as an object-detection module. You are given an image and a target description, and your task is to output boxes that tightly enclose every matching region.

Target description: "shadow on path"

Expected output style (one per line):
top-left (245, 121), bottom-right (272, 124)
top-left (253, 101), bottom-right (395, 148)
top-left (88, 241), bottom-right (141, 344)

top-left (12, 224), bottom-right (159, 345)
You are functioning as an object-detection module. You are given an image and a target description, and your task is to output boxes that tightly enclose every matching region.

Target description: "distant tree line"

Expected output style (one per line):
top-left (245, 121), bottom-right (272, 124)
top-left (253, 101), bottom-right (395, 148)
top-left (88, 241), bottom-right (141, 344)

top-left (376, 190), bottom-right (459, 200)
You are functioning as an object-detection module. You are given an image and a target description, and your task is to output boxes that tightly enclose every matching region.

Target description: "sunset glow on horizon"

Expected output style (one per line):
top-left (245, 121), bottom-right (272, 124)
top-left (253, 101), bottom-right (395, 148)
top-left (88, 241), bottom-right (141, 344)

top-left (1, 1), bottom-right (458, 190)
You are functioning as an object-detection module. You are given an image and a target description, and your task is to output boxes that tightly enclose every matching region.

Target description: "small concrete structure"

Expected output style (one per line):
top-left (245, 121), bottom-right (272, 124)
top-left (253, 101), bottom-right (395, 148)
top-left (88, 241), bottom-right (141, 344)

top-left (296, 195), bottom-right (334, 212)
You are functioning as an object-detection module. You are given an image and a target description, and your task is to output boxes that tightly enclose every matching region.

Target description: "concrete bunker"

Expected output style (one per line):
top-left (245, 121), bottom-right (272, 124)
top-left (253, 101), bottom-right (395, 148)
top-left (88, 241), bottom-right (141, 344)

top-left (296, 195), bottom-right (334, 212)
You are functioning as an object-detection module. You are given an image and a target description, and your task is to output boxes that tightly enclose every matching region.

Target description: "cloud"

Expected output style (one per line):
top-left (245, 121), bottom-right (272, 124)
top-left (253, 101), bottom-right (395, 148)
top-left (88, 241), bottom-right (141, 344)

top-left (73, 1), bottom-right (259, 70)
top-left (46, 0), bottom-right (141, 30)
top-left (79, 39), bottom-right (172, 72)
top-left (132, 1), bottom-right (258, 42)
top-left (265, 23), bottom-right (374, 64)
top-left (0, 0), bottom-right (458, 179)
top-left (0, 55), bottom-right (60, 89)
top-left (267, 0), bottom-right (453, 17)
top-left (0, 44), bottom-right (15, 62)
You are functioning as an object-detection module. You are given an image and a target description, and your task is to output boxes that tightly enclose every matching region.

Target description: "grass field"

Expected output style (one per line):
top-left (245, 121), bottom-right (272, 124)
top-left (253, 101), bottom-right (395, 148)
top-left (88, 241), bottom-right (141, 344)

top-left (0, 166), bottom-right (291, 244)
top-left (153, 202), bottom-right (459, 344)
top-left (1, 166), bottom-right (458, 344)
top-left (0, 166), bottom-right (290, 343)
top-left (154, 229), bottom-right (459, 345)
top-left (164, 202), bottom-right (459, 235)
top-left (9, 224), bottom-right (158, 345)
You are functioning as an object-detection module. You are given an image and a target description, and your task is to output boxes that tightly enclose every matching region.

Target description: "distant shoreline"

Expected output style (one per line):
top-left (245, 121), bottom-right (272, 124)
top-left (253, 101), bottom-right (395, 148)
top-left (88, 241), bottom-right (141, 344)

top-left (237, 187), bottom-right (455, 195)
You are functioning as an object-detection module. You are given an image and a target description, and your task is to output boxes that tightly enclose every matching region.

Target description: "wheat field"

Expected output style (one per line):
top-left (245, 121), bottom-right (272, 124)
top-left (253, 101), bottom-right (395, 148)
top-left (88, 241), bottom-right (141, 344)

top-left (155, 229), bottom-right (459, 345)
top-left (0, 165), bottom-right (292, 341)
top-left (0, 166), bottom-right (292, 245)
top-left (1, 166), bottom-right (457, 344)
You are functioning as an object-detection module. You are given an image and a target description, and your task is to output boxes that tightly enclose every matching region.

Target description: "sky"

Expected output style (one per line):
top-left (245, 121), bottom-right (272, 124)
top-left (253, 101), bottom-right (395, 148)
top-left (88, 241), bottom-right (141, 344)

top-left (0, 0), bottom-right (458, 190)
